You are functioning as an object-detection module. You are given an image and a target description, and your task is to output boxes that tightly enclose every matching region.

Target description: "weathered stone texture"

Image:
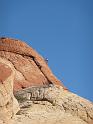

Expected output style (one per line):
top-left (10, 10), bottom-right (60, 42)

top-left (0, 38), bottom-right (66, 92)
top-left (14, 85), bottom-right (93, 124)
top-left (0, 57), bottom-right (19, 124)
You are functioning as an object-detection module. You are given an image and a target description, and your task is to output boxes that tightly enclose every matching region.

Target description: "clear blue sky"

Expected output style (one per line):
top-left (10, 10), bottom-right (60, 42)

top-left (0, 0), bottom-right (93, 101)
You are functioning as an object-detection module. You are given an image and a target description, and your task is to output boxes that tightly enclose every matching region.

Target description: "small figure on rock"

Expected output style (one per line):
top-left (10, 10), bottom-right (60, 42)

top-left (45, 58), bottom-right (48, 64)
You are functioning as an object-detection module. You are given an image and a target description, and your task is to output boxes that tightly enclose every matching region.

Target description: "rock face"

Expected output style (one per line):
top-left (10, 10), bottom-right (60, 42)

top-left (0, 37), bottom-right (93, 124)
top-left (14, 85), bottom-right (93, 124)
top-left (0, 37), bottom-right (66, 92)
top-left (0, 57), bottom-right (19, 124)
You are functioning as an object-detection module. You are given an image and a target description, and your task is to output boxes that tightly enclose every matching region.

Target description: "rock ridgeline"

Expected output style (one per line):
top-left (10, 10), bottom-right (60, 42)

top-left (0, 37), bottom-right (93, 124)
top-left (0, 37), bottom-right (66, 92)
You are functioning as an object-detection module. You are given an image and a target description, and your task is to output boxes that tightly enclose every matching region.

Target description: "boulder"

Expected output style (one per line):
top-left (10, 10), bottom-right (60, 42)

top-left (0, 57), bottom-right (19, 124)
top-left (0, 37), bottom-right (66, 92)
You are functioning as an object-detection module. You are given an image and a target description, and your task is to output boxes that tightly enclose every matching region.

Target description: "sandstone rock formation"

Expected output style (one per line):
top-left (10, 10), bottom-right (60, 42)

top-left (0, 57), bottom-right (19, 124)
top-left (0, 37), bottom-right (93, 124)
top-left (0, 37), bottom-right (66, 92)
top-left (14, 85), bottom-right (93, 124)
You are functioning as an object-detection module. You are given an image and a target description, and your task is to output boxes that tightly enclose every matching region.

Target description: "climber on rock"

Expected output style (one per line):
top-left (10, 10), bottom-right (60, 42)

top-left (45, 58), bottom-right (48, 64)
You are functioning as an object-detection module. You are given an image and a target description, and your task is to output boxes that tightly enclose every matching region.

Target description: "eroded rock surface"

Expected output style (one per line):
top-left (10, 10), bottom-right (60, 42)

top-left (14, 85), bottom-right (93, 124)
top-left (0, 37), bottom-right (66, 92)
top-left (0, 57), bottom-right (19, 124)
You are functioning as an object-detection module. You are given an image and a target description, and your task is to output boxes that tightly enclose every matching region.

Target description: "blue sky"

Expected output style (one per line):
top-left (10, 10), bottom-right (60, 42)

top-left (0, 0), bottom-right (93, 101)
